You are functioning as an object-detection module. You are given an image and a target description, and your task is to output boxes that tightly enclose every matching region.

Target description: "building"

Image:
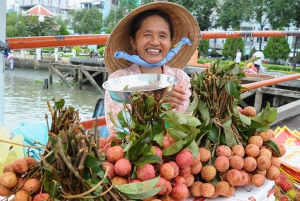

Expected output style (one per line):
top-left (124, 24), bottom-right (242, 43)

top-left (11, 0), bottom-right (69, 14)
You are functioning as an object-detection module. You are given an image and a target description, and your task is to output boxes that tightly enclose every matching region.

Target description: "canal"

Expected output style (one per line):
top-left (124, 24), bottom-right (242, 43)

top-left (3, 68), bottom-right (101, 133)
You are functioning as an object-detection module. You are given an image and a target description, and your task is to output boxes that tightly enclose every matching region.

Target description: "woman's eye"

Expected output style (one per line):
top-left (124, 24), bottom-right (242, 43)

top-left (160, 35), bottom-right (167, 38)
top-left (144, 34), bottom-right (151, 37)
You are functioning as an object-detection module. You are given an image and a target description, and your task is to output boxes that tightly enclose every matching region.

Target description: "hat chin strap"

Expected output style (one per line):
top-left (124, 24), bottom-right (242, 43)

top-left (114, 37), bottom-right (192, 69)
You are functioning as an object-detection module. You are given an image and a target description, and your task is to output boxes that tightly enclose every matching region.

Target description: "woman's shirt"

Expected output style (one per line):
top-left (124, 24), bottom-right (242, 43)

top-left (104, 63), bottom-right (191, 135)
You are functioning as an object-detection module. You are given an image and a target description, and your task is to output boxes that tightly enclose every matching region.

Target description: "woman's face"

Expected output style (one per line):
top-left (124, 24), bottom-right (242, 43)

top-left (130, 15), bottom-right (172, 64)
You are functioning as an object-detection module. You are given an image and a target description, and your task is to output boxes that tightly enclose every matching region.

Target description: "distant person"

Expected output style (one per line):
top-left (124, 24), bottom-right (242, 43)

top-left (6, 53), bottom-right (14, 70)
top-left (246, 62), bottom-right (257, 74)
top-left (253, 50), bottom-right (264, 72)
top-left (235, 49), bottom-right (241, 64)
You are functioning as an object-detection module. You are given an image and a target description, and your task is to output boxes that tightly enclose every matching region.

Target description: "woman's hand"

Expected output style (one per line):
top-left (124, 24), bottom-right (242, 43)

top-left (164, 85), bottom-right (188, 109)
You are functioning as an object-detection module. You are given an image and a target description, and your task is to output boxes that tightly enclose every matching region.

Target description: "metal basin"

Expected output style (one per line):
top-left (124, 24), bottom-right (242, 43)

top-left (102, 74), bottom-right (178, 103)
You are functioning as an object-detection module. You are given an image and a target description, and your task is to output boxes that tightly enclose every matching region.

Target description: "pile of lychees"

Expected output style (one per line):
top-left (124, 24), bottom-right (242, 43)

top-left (98, 117), bottom-right (286, 200)
top-left (0, 156), bottom-right (51, 201)
top-left (274, 172), bottom-right (300, 201)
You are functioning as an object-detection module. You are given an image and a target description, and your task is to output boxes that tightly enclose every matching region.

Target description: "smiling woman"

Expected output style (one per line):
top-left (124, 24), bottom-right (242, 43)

top-left (103, 2), bottom-right (200, 136)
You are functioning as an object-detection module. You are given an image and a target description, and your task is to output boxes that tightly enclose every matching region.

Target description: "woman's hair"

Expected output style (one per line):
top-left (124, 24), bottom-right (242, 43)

top-left (130, 9), bottom-right (174, 40)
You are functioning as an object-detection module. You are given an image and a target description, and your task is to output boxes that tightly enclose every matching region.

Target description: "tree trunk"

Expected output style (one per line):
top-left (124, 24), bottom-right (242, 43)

top-left (292, 36), bottom-right (299, 71)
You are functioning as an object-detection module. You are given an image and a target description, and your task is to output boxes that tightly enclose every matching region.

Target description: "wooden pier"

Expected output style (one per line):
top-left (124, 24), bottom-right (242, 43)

top-left (49, 63), bottom-right (108, 97)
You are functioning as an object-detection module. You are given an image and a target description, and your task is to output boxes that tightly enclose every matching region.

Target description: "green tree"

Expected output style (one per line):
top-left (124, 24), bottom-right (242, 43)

top-left (222, 38), bottom-right (245, 60)
top-left (218, 0), bottom-right (294, 50)
top-left (6, 12), bottom-right (28, 37)
top-left (168, 0), bottom-right (217, 31)
top-left (198, 40), bottom-right (209, 56)
top-left (59, 25), bottom-right (70, 35)
top-left (263, 37), bottom-right (291, 64)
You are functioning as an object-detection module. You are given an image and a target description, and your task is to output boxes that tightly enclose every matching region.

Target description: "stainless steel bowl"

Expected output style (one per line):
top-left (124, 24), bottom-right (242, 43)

top-left (102, 74), bottom-right (178, 103)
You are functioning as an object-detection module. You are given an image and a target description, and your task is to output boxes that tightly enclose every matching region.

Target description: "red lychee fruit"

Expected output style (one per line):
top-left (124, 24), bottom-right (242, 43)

top-left (155, 177), bottom-right (168, 195)
top-left (23, 156), bottom-right (38, 166)
top-left (231, 145), bottom-right (245, 157)
top-left (215, 181), bottom-right (230, 196)
top-left (216, 145), bottom-right (232, 158)
top-left (129, 179), bottom-right (141, 183)
top-left (99, 137), bottom-right (106, 149)
top-left (237, 106), bottom-right (243, 113)
top-left (192, 151), bottom-right (201, 166)
top-left (168, 161), bottom-right (179, 178)
top-left (0, 172), bottom-right (18, 188)
top-left (136, 164), bottom-right (156, 181)
top-left (199, 147), bottom-right (211, 163)
top-left (248, 136), bottom-right (263, 148)
top-left (14, 190), bottom-right (30, 201)
top-left (175, 149), bottom-right (193, 168)
top-left (191, 161), bottom-right (202, 174)
top-left (173, 176), bottom-right (185, 185)
top-left (159, 163), bottom-right (175, 180)
top-left (223, 186), bottom-right (235, 197)
top-left (105, 145), bottom-right (124, 163)
top-left (152, 146), bottom-right (163, 159)
top-left (214, 156), bottom-right (229, 172)
top-left (200, 183), bottom-right (215, 198)
top-left (256, 155), bottom-right (271, 171)
top-left (259, 148), bottom-right (272, 159)
top-left (271, 156), bottom-right (281, 168)
top-left (179, 166), bottom-right (191, 178)
top-left (171, 184), bottom-right (189, 201)
top-left (190, 181), bottom-right (202, 197)
top-left (243, 156), bottom-right (257, 172)
top-left (259, 130), bottom-right (273, 142)
top-left (33, 192), bottom-right (51, 201)
top-left (200, 165), bottom-right (216, 181)
top-left (103, 162), bottom-right (115, 179)
top-left (229, 155), bottom-right (244, 170)
top-left (3, 163), bottom-right (15, 174)
top-left (0, 185), bottom-right (12, 196)
top-left (252, 173), bottom-right (265, 187)
top-left (245, 144), bottom-right (260, 157)
top-left (242, 106), bottom-right (256, 116)
top-left (111, 176), bottom-right (128, 185)
top-left (13, 158), bottom-right (29, 174)
top-left (226, 169), bottom-right (243, 186)
top-left (23, 178), bottom-right (40, 193)
top-left (114, 158), bottom-right (132, 177)
top-left (272, 142), bottom-right (286, 157)
top-left (237, 170), bottom-right (249, 186)
top-left (279, 180), bottom-right (293, 192)
top-left (184, 174), bottom-right (194, 187)
top-left (266, 165), bottom-right (280, 181)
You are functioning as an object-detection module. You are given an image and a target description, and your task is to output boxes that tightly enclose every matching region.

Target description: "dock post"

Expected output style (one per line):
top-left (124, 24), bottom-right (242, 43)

top-left (254, 90), bottom-right (263, 113)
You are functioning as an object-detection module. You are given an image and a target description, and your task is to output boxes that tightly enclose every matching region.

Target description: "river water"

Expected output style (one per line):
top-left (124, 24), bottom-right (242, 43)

top-left (3, 68), bottom-right (102, 133)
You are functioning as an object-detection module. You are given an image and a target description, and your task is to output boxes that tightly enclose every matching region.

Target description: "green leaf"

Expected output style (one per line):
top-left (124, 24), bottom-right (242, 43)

top-left (208, 123), bottom-right (219, 143)
top-left (153, 130), bottom-right (164, 146)
top-left (124, 187), bottom-right (163, 199)
top-left (43, 171), bottom-right (60, 199)
top-left (223, 119), bottom-right (238, 147)
top-left (252, 102), bottom-right (278, 125)
top-left (225, 81), bottom-right (239, 99)
top-left (264, 140), bottom-right (280, 155)
top-left (162, 133), bottom-right (195, 156)
top-left (135, 154), bottom-right (162, 167)
top-left (186, 90), bottom-right (199, 114)
top-left (238, 112), bottom-right (251, 125)
top-left (167, 128), bottom-right (187, 141)
top-left (86, 154), bottom-right (101, 168)
top-left (114, 176), bottom-right (160, 195)
top-left (188, 141), bottom-right (199, 158)
top-left (117, 111), bottom-right (128, 127)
